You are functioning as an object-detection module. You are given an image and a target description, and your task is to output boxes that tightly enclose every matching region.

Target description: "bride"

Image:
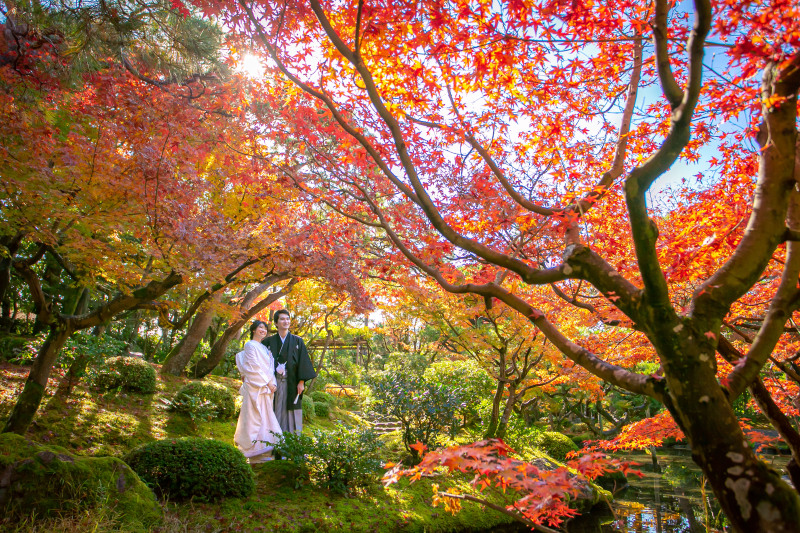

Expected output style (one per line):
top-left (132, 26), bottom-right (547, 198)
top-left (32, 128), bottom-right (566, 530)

top-left (234, 320), bottom-right (282, 462)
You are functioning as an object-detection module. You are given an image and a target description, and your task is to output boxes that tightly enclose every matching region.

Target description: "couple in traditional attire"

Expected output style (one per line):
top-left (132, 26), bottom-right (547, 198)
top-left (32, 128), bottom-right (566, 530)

top-left (233, 310), bottom-right (317, 463)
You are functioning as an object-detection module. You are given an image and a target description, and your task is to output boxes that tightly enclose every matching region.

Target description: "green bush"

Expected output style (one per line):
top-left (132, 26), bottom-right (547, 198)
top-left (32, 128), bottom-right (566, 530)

top-left (274, 424), bottom-right (383, 495)
top-left (366, 370), bottom-right (462, 463)
top-left (93, 356), bottom-right (156, 393)
top-left (314, 401), bottom-right (330, 418)
top-left (1, 334), bottom-right (45, 364)
top-left (534, 431), bottom-right (580, 461)
top-left (310, 390), bottom-right (336, 405)
top-left (500, 417), bottom-right (544, 457)
top-left (124, 437), bottom-right (254, 502)
top-left (170, 381), bottom-right (236, 421)
top-left (423, 359), bottom-right (494, 427)
top-left (301, 395), bottom-right (315, 421)
top-left (272, 431), bottom-right (315, 489)
top-left (0, 433), bottom-right (161, 530)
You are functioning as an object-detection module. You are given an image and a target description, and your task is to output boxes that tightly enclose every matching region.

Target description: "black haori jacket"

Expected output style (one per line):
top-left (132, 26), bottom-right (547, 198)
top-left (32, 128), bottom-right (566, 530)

top-left (262, 333), bottom-right (317, 410)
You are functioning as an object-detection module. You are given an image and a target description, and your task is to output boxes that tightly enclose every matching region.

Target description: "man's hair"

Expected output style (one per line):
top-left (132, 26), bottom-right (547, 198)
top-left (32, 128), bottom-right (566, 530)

top-left (273, 309), bottom-right (291, 324)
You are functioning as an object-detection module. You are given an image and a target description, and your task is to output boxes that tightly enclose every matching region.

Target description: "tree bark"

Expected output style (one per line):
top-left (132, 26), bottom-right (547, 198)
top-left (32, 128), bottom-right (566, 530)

top-left (495, 383), bottom-right (518, 439)
top-left (190, 277), bottom-right (295, 378)
top-left (160, 291), bottom-right (222, 376)
top-left (484, 380), bottom-right (504, 439)
top-left (2, 324), bottom-right (72, 433)
top-left (3, 267), bottom-right (182, 434)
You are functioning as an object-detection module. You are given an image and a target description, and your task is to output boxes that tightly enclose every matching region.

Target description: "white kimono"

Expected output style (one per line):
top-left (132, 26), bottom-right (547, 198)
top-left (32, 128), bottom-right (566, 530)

top-left (234, 340), bottom-right (282, 462)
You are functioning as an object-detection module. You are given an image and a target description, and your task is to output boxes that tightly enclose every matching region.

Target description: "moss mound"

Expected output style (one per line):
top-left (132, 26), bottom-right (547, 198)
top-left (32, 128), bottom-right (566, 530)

top-left (314, 401), bottom-right (330, 418)
top-left (533, 431), bottom-right (579, 461)
top-left (310, 390), bottom-right (337, 405)
top-left (93, 356), bottom-right (157, 393)
top-left (301, 395), bottom-right (315, 421)
top-left (171, 380), bottom-right (236, 420)
top-left (124, 437), bottom-right (254, 502)
top-left (0, 433), bottom-right (161, 531)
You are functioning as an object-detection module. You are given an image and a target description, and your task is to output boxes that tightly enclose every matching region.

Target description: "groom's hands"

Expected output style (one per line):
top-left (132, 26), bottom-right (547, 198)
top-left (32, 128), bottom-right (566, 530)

top-left (297, 381), bottom-right (305, 396)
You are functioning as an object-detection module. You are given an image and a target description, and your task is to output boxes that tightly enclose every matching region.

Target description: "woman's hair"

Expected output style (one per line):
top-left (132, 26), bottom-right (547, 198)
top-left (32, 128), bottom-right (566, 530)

top-left (273, 309), bottom-right (290, 324)
top-left (249, 320), bottom-right (269, 339)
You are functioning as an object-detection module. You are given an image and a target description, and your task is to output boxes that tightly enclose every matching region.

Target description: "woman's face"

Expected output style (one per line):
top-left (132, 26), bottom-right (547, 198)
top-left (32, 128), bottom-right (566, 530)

top-left (253, 323), bottom-right (268, 340)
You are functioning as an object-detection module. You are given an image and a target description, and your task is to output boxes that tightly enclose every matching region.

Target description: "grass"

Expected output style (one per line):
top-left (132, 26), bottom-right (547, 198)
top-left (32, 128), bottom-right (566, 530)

top-left (0, 361), bottom-right (521, 532)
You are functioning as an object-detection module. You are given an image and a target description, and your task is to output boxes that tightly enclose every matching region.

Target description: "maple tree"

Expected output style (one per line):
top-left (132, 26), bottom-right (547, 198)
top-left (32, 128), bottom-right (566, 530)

top-left (388, 281), bottom-right (568, 439)
top-left (190, 0), bottom-right (800, 528)
top-left (384, 439), bottom-right (639, 531)
top-left (0, 3), bottom-right (285, 432)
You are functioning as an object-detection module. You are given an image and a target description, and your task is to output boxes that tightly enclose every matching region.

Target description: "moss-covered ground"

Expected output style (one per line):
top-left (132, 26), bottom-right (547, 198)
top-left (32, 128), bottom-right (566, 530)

top-left (0, 362), bottom-right (526, 532)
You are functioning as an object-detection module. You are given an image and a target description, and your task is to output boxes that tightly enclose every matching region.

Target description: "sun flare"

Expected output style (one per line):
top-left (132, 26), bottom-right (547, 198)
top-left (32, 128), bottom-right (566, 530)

top-left (236, 53), bottom-right (265, 79)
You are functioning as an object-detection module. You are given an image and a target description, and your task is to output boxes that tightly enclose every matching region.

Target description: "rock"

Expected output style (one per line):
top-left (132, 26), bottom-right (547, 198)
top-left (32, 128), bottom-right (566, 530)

top-left (0, 433), bottom-right (161, 531)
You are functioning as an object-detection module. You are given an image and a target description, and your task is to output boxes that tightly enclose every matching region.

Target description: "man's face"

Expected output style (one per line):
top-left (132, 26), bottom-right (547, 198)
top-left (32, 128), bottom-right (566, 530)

top-left (277, 314), bottom-right (291, 332)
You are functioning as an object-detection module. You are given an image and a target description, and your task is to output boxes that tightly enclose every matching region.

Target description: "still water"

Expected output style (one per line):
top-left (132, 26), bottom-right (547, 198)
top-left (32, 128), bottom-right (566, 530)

top-left (565, 448), bottom-right (791, 533)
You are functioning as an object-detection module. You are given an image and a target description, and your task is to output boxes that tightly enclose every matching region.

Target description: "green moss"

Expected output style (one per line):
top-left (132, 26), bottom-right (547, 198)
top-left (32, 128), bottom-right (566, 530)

top-left (124, 437), bottom-right (254, 502)
top-left (0, 364), bottom-right (608, 532)
top-left (171, 380), bottom-right (236, 420)
top-left (313, 401), bottom-right (330, 418)
top-left (0, 433), bottom-right (161, 531)
top-left (301, 395), bottom-right (315, 421)
top-left (93, 357), bottom-right (157, 394)
top-left (310, 390), bottom-right (337, 406)
top-left (533, 431), bottom-right (579, 461)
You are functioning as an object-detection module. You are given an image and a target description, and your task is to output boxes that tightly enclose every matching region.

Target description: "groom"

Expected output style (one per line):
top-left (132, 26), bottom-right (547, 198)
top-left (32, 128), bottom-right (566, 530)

top-left (262, 309), bottom-right (316, 434)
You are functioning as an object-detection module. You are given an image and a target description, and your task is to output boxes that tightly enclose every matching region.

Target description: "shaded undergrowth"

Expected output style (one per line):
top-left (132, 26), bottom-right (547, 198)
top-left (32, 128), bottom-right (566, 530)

top-left (0, 362), bottom-right (518, 532)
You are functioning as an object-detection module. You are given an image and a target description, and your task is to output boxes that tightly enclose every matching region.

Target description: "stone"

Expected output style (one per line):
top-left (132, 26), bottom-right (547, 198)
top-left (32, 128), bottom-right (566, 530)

top-left (0, 433), bottom-right (161, 532)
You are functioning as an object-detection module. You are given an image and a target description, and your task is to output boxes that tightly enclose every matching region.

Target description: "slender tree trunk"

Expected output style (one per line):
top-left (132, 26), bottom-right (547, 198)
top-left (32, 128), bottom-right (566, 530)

top-left (3, 323), bottom-right (72, 433)
top-left (191, 323), bottom-right (243, 377)
top-left (160, 292), bottom-right (221, 376)
top-left (59, 324), bottom-right (104, 394)
top-left (495, 384), bottom-right (518, 439)
top-left (748, 377), bottom-right (800, 488)
top-left (484, 380), bottom-right (505, 439)
top-left (4, 267), bottom-right (182, 434)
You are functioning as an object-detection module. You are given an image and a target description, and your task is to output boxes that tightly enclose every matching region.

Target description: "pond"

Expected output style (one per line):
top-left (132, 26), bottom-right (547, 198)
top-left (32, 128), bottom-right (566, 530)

top-left (564, 448), bottom-right (792, 533)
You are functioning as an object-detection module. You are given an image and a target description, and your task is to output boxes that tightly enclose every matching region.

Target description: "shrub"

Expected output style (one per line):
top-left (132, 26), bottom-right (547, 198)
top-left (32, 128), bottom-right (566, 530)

top-left (310, 390), bottom-right (337, 406)
top-left (314, 401), bottom-right (330, 418)
top-left (500, 418), bottom-right (544, 458)
top-left (124, 437), bottom-right (254, 502)
top-left (274, 424), bottom-right (383, 495)
top-left (534, 431), bottom-right (580, 461)
top-left (0, 433), bottom-right (161, 530)
top-left (272, 431), bottom-right (315, 489)
top-left (423, 359), bottom-right (494, 427)
top-left (170, 381), bottom-right (236, 421)
top-left (93, 356), bottom-right (156, 393)
top-left (301, 395), bottom-right (315, 421)
top-left (1, 334), bottom-right (45, 364)
top-left (366, 370), bottom-right (462, 463)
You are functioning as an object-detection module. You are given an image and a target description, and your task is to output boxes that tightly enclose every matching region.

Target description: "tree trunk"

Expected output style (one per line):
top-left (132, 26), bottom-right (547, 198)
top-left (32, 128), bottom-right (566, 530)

top-left (665, 342), bottom-right (800, 532)
top-left (59, 324), bottom-right (104, 394)
top-left (190, 321), bottom-right (244, 378)
top-left (191, 278), bottom-right (295, 378)
top-left (5, 266), bottom-right (182, 434)
top-left (484, 380), bottom-right (505, 439)
top-left (160, 292), bottom-right (221, 376)
top-left (495, 383), bottom-right (517, 439)
top-left (2, 324), bottom-right (72, 433)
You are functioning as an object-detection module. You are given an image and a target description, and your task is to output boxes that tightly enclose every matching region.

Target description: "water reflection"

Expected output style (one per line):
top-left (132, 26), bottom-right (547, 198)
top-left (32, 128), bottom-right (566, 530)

top-left (565, 448), bottom-right (790, 533)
